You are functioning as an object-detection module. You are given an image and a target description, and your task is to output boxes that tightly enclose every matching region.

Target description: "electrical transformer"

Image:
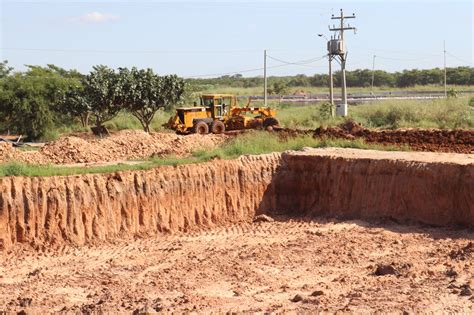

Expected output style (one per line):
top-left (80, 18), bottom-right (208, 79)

top-left (327, 39), bottom-right (345, 56)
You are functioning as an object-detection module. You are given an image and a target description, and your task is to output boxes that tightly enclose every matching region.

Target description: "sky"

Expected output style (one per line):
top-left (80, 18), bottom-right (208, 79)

top-left (0, 0), bottom-right (472, 77)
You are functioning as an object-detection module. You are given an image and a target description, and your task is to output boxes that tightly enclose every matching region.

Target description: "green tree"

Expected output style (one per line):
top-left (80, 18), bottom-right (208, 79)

top-left (269, 81), bottom-right (289, 104)
top-left (0, 64), bottom-right (79, 140)
top-left (84, 65), bottom-right (124, 132)
top-left (0, 60), bottom-right (13, 78)
top-left (58, 83), bottom-right (92, 127)
top-left (123, 68), bottom-right (185, 132)
top-left (0, 74), bottom-right (55, 140)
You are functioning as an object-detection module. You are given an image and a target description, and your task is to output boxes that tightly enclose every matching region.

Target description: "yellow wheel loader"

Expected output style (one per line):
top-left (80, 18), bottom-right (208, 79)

top-left (166, 94), bottom-right (279, 134)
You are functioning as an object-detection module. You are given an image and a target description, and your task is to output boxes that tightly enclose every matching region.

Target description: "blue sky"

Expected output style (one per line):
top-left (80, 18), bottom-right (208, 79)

top-left (1, 0), bottom-right (472, 77)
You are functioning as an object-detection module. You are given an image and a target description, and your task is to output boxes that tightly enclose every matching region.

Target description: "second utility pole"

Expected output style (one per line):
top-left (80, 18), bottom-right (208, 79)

top-left (444, 41), bottom-right (447, 99)
top-left (264, 49), bottom-right (268, 106)
top-left (329, 9), bottom-right (356, 116)
top-left (371, 55), bottom-right (376, 95)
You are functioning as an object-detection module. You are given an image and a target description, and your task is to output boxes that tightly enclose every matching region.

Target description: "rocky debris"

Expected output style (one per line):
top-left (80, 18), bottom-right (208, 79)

top-left (449, 283), bottom-right (473, 297)
top-left (0, 142), bottom-right (18, 163)
top-left (253, 214), bottom-right (275, 223)
top-left (445, 267), bottom-right (458, 278)
top-left (449, 242), bottom-right (474, 260)
top-left (310, 290), bottom-right (324, 297)
top-left (27, 268), bottom-right (41, 278)
top-left (132, 298), bottom-right (163, 314)
top-left (374, 264), bottom-right (398, 276)
top-left (373, 263), bottom-right (412, 277)
top-left (460, 285), bottom-right (472, 297)
top-left (17, 297), bottom-right (32, 307)
top-left (291, 294), bottom-right (304, 303)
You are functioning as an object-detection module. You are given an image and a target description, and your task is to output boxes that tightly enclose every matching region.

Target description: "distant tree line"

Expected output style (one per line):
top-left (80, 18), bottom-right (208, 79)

top-left (0, 60), bottom-right (472, 141)
top-left (0, 61), bottom-right (185, 140)
top-left (188, 66), bottom-right (474, 89)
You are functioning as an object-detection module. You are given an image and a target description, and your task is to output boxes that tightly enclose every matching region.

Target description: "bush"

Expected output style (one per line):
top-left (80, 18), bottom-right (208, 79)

top-left (0, 74), bottom-right (56, 140)
top-left (318, 102), bottom-right (335, 120)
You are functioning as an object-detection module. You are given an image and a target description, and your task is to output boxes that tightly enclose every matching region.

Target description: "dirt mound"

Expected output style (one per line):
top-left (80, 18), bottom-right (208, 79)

top-left (0, 142), bottom-right (17, 163)
top-left (15, 130), bottom-right (228, 165)
top-left (314, 123), bottom-right (474, 153)
top-left (339, 119), bottom-right (364, 134)
top-left (41, 137), bottom-right (108, 164)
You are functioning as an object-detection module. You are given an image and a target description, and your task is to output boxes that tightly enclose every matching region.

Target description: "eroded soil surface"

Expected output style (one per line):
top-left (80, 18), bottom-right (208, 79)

top-left (313, 122), bottom-right (474, 153)
top-left (1, 218), bottom-right (472, 313)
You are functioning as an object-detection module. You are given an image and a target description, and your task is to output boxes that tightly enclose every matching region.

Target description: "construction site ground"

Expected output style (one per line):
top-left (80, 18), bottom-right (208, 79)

top-left (1, 125), bottom-right (473, 166)
top-left (1, 218), bottom-right (472, 313)
top-left (0, 126), bottom-right (473, 313)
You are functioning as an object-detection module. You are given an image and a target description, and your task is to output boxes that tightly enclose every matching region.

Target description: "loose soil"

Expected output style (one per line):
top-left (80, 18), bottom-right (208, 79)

top-left (1, 130), bottom-right (228, 165)
top-left (0, 142), bottom-right (18, 163)
top-left (1, 219), bottom-right (472, 313)
top-left (313, 121), bottom-right (474, 153)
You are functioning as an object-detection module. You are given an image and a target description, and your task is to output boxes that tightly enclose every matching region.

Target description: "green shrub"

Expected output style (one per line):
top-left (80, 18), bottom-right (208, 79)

top-left (318, 102), bottom-right (335, 120)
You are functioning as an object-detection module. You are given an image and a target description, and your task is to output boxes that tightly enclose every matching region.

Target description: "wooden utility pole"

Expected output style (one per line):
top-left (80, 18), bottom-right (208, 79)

top-left (264, 49), bottom-right (268, 106)
top-left (329, 55), bottom-right (334, 106)
top-left (371, 55), bottom-right (376, 95)
top-left (444, 41), bottom-right (447, 98)
top-left (328, 9), bottom-right (356, 117)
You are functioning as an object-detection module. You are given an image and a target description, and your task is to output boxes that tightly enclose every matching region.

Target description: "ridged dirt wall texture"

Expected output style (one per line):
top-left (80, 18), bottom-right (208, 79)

top-left (0, 149), bottom-right (472, 250)
top-left (0, 154), bottom-right (281, 251)
top-left (270, 150), bottom-right (473, 227)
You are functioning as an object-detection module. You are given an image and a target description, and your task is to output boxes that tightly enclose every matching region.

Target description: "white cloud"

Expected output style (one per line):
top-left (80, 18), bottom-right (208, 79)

top-left (69, 12), bottom-right (120, 24)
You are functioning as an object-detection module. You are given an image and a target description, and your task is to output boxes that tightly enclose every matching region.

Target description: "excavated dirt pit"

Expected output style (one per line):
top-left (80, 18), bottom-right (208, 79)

top-left (0, 148), bottom-right (473, 312)
top-left (1, 219), bottom-right (473, 313)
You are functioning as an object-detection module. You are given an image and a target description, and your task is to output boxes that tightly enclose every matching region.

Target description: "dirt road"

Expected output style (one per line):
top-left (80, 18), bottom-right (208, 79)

top-left (1, 218), bottom-right (472, 313)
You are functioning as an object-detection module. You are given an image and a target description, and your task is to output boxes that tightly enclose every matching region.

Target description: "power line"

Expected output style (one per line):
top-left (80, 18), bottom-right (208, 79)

top-left (375, 55), bottom-right (441, 62)
top-left (188, 55), bottom-right (327, 78)
top-left (267, 55), bottom-right (327, 66)
top-left (348, 44), bottom-right (443, 57)
top-left (446, 51), bottom-right (474, 66)
top-left (1, 47), bottom-right (265, 55)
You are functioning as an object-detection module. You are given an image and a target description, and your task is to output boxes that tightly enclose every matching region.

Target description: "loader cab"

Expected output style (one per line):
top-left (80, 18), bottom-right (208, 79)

top-left (200, 94), bottom-right (237, 118)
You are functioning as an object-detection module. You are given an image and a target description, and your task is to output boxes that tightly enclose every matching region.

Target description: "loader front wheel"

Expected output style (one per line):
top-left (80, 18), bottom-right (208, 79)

top-left (194, 121), bottom-right (209, 135)
top-left (211, 121), bottom-right (226, 134)
top-left (263, 117), bottom-right (280, 130)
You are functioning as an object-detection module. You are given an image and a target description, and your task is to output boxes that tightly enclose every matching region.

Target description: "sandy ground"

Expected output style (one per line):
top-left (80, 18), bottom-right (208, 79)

top-left (295, 147), bottom-right (474, 164)
top-left (0, 218), bottom-right (472, 313)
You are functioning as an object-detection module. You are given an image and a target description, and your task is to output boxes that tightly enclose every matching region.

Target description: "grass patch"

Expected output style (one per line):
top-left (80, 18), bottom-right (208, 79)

top-left (198, 84), bottom-right (474, 96)
top-left (273, 96), bottom-right (474, 130)
top-left (0, 131), bottom-right (405, 178)
top-left (105, 110), bottom-right (171, 132)
top-left (352, 97), bottom-right (473, 129)
top-left (0, 156), bottom-right (198, 178)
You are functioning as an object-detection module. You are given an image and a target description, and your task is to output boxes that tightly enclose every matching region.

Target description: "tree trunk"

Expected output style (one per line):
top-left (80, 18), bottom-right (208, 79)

top-left (132, 111), bottom-right (155, 133)
top-left (91, 117), bottom-right (109, 137)
top-left (80, 113), bottom-right (90, 127)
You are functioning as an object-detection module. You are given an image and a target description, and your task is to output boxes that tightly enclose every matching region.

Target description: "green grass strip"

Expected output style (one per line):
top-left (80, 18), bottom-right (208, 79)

top-left (0, 131), bottom-right (405, 178)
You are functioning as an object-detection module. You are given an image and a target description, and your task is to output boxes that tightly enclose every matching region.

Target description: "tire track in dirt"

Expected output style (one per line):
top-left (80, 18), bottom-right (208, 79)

top-left (1, 219), bottom-right (473, 313)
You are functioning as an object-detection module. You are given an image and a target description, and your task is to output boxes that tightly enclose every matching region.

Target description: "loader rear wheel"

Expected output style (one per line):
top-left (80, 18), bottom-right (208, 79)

top-left (263, 117), bottom-right (280, 130)
top-left (194, 121), bottom-right (209, 135)
top-left (211, 121), bottom-right (226, 134)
